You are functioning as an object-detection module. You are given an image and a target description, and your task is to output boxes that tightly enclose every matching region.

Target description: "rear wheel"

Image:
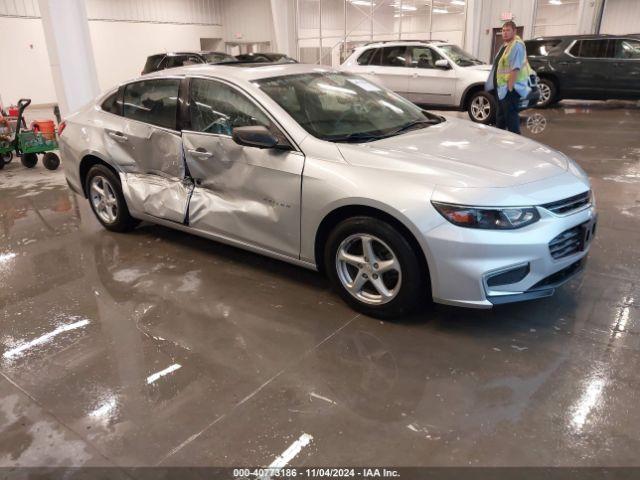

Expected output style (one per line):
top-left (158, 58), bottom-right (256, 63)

top-left (536, 78), bottom-right (558, 108)
top-left (467, 90), bottom-right (496, 124)
top-left (325, 216), bottom-right (426, 319)
top-left (42, 152), bottom-right (60, 170)
top-left (85, 164), bottom-right (139, 232)
top-left (21, 152), bottom-right (37, 168)
top-left (2, 152), bottom-right (12, 164)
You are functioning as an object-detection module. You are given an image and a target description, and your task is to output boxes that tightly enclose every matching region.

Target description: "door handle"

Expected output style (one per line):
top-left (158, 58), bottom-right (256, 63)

top-left (107, 131), bottom-right (128, 141)
top-left (188, 148), bottom-right (213, 158)
top-left (368, 70), bottom-right (377, 74)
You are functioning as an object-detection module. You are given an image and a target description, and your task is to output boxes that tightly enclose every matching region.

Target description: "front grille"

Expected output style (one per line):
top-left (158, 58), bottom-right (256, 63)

top-left (548, 223), bottom-right (587, 259)
top-left (542, 191), bottom-right (591, 215)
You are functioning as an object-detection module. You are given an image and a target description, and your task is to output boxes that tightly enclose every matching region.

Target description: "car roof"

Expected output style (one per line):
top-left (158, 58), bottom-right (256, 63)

top-left (149, 51), bottom-right (232, 57)
top-left (141, 63), bottom-right (335, 82)
top-left (527, 34), bottom-right (640, 41)
top-left (358, 40), bottom-right (449, 49)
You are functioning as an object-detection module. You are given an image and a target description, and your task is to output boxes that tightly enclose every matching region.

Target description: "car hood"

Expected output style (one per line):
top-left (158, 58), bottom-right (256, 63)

top-left (465, 64), bottom-right (492, 72)
top-left (336, 117), bottom-right (569, 188)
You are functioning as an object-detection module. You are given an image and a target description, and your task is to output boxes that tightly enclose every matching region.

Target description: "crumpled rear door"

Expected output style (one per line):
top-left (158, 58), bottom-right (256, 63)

top-left (115, 78), bottom-right (192, 224)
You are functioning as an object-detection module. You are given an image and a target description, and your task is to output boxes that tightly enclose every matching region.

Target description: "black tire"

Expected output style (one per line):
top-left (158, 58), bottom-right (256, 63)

top-left (536, 78), bottom-right (558, 108)
top-left (42, 152), bottom-right (60, 170)
top-left (324, 216), bottom-right (427, 319)
top-left (21, 152), bottom-right (37, 168)
top-left (2, 152), bottom-right (12, 164)
top-left (0, 156), bottom-right (4, 170)
top-left (467, 90), bottom-right (496, 124)
top-left (85, 164), bottom-right (140, 232)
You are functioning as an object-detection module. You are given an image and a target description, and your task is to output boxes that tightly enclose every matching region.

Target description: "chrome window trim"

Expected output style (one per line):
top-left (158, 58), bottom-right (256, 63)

top-left (186, 74), bottom-right (302, 153)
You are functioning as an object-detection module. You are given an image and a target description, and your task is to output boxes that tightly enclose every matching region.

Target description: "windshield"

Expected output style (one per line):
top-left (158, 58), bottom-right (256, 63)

top-left (204, 52), bottom-right (236, 64)
top-left (439, 45), bottom-right (484, 67)
top-left (254, 72), bottom-right (441, 142)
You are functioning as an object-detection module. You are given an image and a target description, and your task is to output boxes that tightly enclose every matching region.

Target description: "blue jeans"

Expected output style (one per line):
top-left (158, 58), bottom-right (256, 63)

top-left (496, 90), bottom-right (521, 134)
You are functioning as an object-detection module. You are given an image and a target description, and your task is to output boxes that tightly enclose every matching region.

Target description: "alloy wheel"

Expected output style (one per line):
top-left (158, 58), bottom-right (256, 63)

top-left (90, 175), bottom-right (118, 224)
top-left (539, 82), bottom-right (552, 105)
top-left (335, 234), bottom-right (402, 305)
top-left (471, 95), bottom-right (491, 121)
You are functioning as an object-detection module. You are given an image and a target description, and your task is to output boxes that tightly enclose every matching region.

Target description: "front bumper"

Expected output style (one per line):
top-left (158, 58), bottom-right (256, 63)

top-left (426, 204), bottom-right (596, 308)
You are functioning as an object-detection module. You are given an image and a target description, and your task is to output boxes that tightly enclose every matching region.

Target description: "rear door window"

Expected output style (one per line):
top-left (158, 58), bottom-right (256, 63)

top-left (378, 46), bottom-right (408, 67)
top-left (123, 79), bottom-right (180, 130)
top-left (570, 39), bottom-right (615, 58)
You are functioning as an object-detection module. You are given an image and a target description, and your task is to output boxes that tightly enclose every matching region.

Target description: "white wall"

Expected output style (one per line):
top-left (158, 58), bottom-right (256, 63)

top-left (222, 0), bottom-right (274, 44)
top-left (600, 0), bottom-right (640, 34)
top-left (0, 17), bottom-right (56, 106)
top-left (89, 21), bottom-right (224, 92)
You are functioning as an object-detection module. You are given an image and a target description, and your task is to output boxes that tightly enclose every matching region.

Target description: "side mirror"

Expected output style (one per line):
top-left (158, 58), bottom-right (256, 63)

top-left (232, 125), bottom-right (278, 149)
top-left (435, 59), bottom-right (451, 69)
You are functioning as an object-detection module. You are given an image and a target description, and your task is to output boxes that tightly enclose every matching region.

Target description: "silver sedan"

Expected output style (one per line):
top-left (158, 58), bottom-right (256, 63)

top-left (59, 63), bottom-right (596, 318)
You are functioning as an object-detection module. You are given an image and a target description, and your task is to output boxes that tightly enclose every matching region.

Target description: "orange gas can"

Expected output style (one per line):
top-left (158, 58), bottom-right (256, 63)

top-left (31, 120), bottom-right (56, 140)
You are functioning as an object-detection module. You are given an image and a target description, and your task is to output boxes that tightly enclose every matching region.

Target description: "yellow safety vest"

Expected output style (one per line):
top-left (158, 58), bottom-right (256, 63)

top-left (497, 36), bottom-right (532, 87)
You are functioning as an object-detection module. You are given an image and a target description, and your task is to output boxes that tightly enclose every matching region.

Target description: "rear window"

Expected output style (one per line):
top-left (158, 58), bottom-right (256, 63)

top-left (123, 79), bottom-right (180, 130)
top-left (143, 55), bottom-right (164, 74)
top-left (101, 91), bottom-right (121, 115)
top-left (203, 52), bottom-right (235, 63)
top-left (357, 48), bottom-right (376, 65)
top-left (525, 40), bottom-right (562, 56)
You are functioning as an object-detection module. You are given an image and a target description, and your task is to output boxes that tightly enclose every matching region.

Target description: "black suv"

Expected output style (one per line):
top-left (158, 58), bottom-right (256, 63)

top-left (234, 52), bottom-right (297, 64)
top-left (525, 34), bottom-right (640, 107)
top-left (141, 51), bottom-right (236, 75)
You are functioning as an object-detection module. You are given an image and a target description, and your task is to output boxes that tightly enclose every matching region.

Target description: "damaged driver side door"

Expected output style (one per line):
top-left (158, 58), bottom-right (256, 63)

top-left (116, 78), bottom-right (192, 223)
top-left (182, 77), bottom-right (304, 258)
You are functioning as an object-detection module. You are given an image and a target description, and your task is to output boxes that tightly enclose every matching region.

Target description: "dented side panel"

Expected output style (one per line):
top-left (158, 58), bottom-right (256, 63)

top-left (117, 119), bottom-right (191, 223)
top-left (183, 132), bottom-right (304, 258)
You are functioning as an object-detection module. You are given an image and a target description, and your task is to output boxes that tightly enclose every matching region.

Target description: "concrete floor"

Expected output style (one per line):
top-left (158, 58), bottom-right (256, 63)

top-left (0, 101), bottom-right (639, 469)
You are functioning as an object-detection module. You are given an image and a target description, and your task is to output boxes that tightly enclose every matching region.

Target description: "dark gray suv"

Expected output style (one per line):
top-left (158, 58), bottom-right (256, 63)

top-left (525, 34), bottom-right (640, 107)
top-left (141, 51), bottom-right (236, 75)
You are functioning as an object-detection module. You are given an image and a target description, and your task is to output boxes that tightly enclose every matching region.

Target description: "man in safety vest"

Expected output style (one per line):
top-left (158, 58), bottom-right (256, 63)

top-left (487, 20), bottom-right (533, 134)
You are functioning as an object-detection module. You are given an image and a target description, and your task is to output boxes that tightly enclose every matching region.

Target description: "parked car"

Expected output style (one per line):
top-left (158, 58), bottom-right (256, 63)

top-left (141, 51), bottom-right (236, 75)
top-left (339, 40), bottom-right (497, 124)
top-left (59, 64), bottom-right (595, 318)
top-left (235, 52), bottom-right (297, 64)
top-left (525, 34), bottom-right (640, 107)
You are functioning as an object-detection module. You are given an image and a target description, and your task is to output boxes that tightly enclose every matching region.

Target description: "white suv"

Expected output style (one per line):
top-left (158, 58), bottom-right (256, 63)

top-left (340, 40), bottom-right (496, 124)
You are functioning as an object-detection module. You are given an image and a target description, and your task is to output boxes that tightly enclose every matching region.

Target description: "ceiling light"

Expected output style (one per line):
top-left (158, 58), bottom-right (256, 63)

top-left (549, 0), bottom-right (562, 4)
top-left (451, 0), bottom-right (465, 5)
top-left (433, 7), bottom-right (448, 13)
top-left (349, 0), bottom-right (375, 5)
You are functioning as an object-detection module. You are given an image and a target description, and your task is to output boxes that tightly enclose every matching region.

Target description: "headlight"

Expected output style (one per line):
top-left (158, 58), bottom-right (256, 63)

top-left (432, 201), bottom-right (540, 229)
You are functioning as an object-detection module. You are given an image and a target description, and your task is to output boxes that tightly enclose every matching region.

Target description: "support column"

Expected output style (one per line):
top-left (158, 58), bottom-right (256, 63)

top-left (270, 0), bottom-right (297, 58)
top-left (38, 0), bottom-right (100, 117)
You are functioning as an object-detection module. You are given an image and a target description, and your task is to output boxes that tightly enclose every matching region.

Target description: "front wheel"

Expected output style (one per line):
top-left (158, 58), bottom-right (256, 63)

top-left (467, 91), bottom-right (496, 124)
top-left (85, 164), bottom-right (140, 232)
top-left (2, 152), bottom-right (13, 164)
top-left (324, 216), bottom-right (427, 319)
